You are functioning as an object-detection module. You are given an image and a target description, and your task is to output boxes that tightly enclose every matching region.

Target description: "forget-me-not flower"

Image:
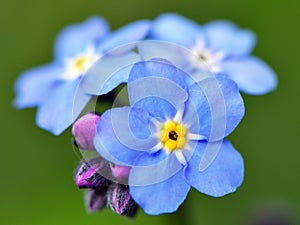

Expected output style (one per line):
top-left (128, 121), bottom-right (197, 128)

top-left (141, 13), bottom-right (277, 95)
top-left (14, 16), bottom-right (151, 135)
top-left (94, 59), bottom-right (245, 215)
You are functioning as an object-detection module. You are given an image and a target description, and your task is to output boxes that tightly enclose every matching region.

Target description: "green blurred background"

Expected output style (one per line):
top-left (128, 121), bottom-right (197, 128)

top-left (1, 0), bottom-right (299, 224)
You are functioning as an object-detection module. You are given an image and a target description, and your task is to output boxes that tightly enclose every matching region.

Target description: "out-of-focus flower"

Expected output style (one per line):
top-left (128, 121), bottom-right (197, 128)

top-left (14, 17), bottom-right (151, 135)
top-left (243, 201), bottom-right (298, 225)
top-left (94, 59), bottom-right (245, 215)
top-left (142, 13), bottom-right (277, 95)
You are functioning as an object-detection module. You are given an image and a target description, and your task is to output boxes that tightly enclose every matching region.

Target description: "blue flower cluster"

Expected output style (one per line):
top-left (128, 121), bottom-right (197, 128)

top-left (14, 13), bottom-right (277, 216)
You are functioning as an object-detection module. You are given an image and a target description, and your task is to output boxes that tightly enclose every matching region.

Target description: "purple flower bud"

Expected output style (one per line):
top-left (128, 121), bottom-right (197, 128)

top-left (107, 183), bottom-right (138, 217)
top-left (75, 157), bottom-right (110, 189)
top-left (72, 112), bottom-right (100, 150)
top-left (85, 189), bottom-right (107, 213)
top-left (110, 163), bottom-right (131, 181)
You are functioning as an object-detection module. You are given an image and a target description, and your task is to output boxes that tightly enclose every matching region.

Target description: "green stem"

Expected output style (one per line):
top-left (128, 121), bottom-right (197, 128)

top-left (164, 199), bottom-right (195, 225)
top-left (175, 201), bottom-right (194, 225)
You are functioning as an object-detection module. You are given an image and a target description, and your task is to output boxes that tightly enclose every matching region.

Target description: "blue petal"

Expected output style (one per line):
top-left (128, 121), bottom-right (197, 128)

top-left (81, 51), bottom-right (141, 95)
top-left (128, 59), bottom-right (189, 89)
top-left (221, 57), bottom-right (277, 95)
top-left (150, 13), bottom-right (203, 47)
top-left (94, 107), bottom-right (157, 166)
top-left (97, 20), bottom-right (151, 53)
top-left (204, 20), bottom-right (256, 56)
top-left (184, 76), bottom-right (244, 141)
top-left (128, 59), bottom-right (189, 120)
top-left (138, 41), bottom-right (194, 74)
top-left (36, 78), bottom-right (91, 135)
top-left (14, 64), bottom-right (62, 108)
top-left (129, 152), bottom-right (183, 186)
top-left (185, 140), bottom-right (244, 197)
top-left (129, 167), bottom-right (190, 215)
top-left (54, 16), bottom-right (109, 60)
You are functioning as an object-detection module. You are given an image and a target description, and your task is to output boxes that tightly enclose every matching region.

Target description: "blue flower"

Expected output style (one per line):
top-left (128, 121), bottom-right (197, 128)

top-left (14, 16), bottom-right (151, 135)
top-left (141, 13), bottom-right (277, 95)
top-left (94, 59), bottom-right (245, 215)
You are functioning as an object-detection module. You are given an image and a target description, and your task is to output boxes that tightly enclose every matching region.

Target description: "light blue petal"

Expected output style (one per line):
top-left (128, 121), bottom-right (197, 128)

top-left (129, 167), bottom-right (190, 215)
top-left (204, 20), bottom-right (256, 56)
top-left (185, 140), bottom-right (244, 197)
top-left (128, 59), bottom-right (189, 89)
top-left (97, 20), bottom-right (151, 53)
top-left (36, 78), bottom-right (91, 135)
top-left (184, 76), bottom-right (244, 141)
top-left (131, 97), bottom-right (178, 121)
top-left (129, 152), bottom-right (183, 186)
top-left (128, 60), bottom-right (189, 120)
top-left (81, 51), bottom-right (141, 95)
top-left (150, 13), bottom-right (203, 47)
top-left (138, 41), bottom-right (194, 74)
top-left (54, 16), bottom-right (109, 60)
top-left (94, 107), bottom-right (157, 166)
top-left (221, 57), bottom-right (277, 95)
top-left (14, 64), bottom-right (62, 108)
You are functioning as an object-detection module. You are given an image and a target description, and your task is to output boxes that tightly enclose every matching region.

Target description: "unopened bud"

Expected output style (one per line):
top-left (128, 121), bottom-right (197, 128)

top-left (107, 183), bottom-right (138, 217)
top-left (75, 157), bottom-right (110, 189)
top-left (110, 163), bottom-right (131, 181)
top-left (85, 189), bottom-right (107, 213)
top-left (72, 112), bottom-right (100, 150)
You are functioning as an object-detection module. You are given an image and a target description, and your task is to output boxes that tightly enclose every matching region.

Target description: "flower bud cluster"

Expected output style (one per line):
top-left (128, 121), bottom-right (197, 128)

top-left (73, 113), bottom-right (137, 217)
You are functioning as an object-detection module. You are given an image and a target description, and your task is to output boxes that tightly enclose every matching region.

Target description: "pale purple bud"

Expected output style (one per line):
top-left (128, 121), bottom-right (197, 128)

top-left (107, 183), bottom-right (138, 217)
top-left (110, 163), bottom-right (131, 181)
top-left (75, 157), bottom-right (110, 189)
top-left (85, 189), bottom-right (107, 213)
top-left (72, 112), bottom-right (100, 150)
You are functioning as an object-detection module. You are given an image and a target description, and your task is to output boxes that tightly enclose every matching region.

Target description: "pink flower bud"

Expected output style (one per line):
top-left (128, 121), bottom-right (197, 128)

top-left (75, 157), bottom-right (110, 189)
top-left (72, 112), bottom-right (100, 150)
top-left (107, 183), bottom-right (137, 217)
top-left (110, 163), bottom-right (131, 181)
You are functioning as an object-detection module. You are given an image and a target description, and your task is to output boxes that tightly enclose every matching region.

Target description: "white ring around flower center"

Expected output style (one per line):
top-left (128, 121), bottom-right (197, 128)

top-left (189, 39), bottom-right (225, 73)
top-left (151, 110), bottom-right (206, 165)
top-left (61, 45), bottom-right (101, 80)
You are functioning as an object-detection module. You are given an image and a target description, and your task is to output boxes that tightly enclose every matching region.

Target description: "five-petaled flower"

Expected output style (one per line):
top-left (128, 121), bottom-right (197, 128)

top-left (94, 59), bottom-right (245, 215)
top-left (140, 13), bottom-right (277, 95)
top-left (14, 16), bottom-right (151, 135)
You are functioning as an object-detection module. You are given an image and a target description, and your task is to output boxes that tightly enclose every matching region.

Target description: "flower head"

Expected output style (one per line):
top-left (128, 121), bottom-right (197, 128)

top-left (94, 59), bottom-right (245, 215)
top-left (14, 17), bottom-right (151, 135)
top-left (141, 13), bottom-right (277, 95)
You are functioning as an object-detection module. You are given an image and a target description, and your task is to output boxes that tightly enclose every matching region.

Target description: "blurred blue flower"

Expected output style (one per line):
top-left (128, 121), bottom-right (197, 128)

top-left (146, 13), bottom-right (277, 95)
top-left (94, 59), bottom-right (245, 215)
top-left (14, 16), bottom-right (151, 135)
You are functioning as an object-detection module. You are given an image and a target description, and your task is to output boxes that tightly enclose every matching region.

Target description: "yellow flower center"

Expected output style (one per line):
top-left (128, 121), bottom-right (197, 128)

top-left (62, 46), bottom-right (101, 80)
top-left (160, 121), bottom-right (187, 152)
top-left (71, 55), bottom-right (94, 74)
